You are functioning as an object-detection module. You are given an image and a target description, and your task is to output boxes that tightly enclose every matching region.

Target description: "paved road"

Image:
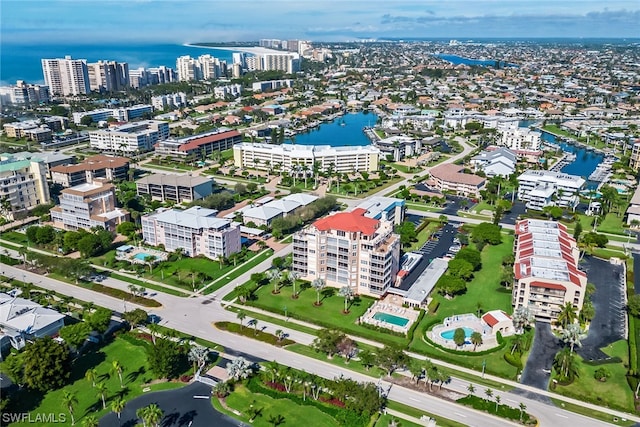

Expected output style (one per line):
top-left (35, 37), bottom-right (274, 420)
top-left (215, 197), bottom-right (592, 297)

top-left (99, 382), bottom-right (241, 427)
top-left (520, 322), bottom-right (562, 390)
top-left (2, 264), bottom-right (633, 427)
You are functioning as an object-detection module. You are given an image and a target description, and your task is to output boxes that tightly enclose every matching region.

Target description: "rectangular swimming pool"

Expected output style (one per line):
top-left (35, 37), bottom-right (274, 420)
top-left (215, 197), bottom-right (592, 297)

top-left (372, 312), bottom-right (409, 328)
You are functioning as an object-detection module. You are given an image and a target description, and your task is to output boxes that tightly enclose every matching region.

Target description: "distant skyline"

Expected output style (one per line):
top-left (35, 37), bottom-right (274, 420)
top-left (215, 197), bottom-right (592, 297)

top-left (1, 0), bottom-right (639, 45)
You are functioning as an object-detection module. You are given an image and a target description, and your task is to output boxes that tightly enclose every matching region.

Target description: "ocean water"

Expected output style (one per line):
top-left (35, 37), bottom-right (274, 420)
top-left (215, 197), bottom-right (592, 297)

top-left (0, 43), bottom-right (237, 85)
top-left (285, 111), bottom-right (378, 147)
top-left (434, 54), bottom-right (517, 68)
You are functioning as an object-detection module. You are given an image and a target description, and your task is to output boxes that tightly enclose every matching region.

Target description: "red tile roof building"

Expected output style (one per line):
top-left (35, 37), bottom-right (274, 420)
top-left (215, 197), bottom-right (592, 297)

top-left (292, 208), bottom-right (401, 298)
top-left (512, 219), bottom-right (587, 323)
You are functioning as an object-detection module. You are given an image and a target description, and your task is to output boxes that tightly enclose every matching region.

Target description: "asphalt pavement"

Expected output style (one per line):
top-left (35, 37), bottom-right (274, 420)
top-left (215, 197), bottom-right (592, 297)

top-left (520, 322), bottom-right (562, 390)
top-left (98, 382), bottom-right (242, 427)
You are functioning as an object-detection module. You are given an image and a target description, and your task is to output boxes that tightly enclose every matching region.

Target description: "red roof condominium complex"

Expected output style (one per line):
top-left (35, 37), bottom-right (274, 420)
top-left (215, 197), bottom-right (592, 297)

top-left (512, 219), bottom-right (587, 323)
top-left (292, 208), bottom-right (401, 298)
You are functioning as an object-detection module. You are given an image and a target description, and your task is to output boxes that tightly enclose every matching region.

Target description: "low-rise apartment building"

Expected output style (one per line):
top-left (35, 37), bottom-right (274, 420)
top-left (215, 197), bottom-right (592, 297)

top-left (512, 219), bottom-right (587, 323)
top-left (355, 197), bottom-right (405, 225)
top-left (517, 170), bottom-right (585, 210)
top-left (73, 104), bottom-right (153, 125)
top-left (470, 147), bottom-right (517, 177)
top-left (0, 156), bottom-right (50, 219)
top-left (292, 208), bottom-right (401, 298)
top-left (233, 143), bottom-right (380, 173)
top-left (155, 129), bottom-right (242, 159)
top-left (50, 179), bottom-right (129, 232)
top-left (136, 173), bottom-right (213, 203)
top-left (429, 163), bottom-right (486, 197)
top-left (51, 155), bottom-right (129, 187)
top-left (89, 120), bottom-right (169, 154)
top-left (141, 206), bottom-right (241, 259)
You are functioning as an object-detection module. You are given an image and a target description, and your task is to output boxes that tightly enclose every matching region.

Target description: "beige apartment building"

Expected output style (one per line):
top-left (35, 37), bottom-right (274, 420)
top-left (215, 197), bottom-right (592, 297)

top-left (51, 155), bottom-right (129, 187)
top-left (50, 179), bottom-right (129, 232)
top-left (429, 163), bottom-right (486, 197)
top-left (512, 219), bottom-right (587, 323)
top-left (0, 156), bottom-right (50, 220)
top-left (292, 208), bottom-right (401, 297)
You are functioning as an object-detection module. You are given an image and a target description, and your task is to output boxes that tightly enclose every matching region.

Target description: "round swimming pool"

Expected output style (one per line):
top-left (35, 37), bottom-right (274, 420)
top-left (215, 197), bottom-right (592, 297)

top-left (440, 326), bottom-right (476, 340)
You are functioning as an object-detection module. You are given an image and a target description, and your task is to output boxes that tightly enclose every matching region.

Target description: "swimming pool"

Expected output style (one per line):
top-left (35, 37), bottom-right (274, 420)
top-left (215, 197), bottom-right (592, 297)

top-left (373, 312), bottom-right (409, 328)
top-left (440, 327), bottom-right (476, 340)
top-left (133, 252), bottom-right (155, 261)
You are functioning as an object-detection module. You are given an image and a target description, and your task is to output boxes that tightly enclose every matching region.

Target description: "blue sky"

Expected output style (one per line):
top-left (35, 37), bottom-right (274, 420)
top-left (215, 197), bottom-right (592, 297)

top-left (2, 0), bottom-right (639, 44)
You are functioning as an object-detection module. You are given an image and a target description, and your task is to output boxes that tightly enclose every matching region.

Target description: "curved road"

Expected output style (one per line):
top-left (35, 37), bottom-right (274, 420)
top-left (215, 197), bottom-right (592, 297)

top-left (2, 263), bottom-right (634, 427)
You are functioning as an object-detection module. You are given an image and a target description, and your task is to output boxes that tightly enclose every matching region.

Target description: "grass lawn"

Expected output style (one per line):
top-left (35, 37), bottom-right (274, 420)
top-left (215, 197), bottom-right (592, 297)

top-left (385, 401), bottom-right (466, 427)
top-left (550, 398), bottom-right (635, 427)
top-left (202, 249), bottom-right (274, 295)
top-left (2, 231), bottom-right (29, 246)
top-left (472, 201), bottom-right (495, 214)
top-left (553, 340), bottom-right (635, 412)
top-left (404, 202), bottom-right (443, 213)
top-left (4, 336), bottom-right (185, 426)
top-left (376, 414), bottom-right (423, 427)
top-left (246, 281), bottom-right (408, 347)
top-left (597, 213), bottom-right (627, 235)
top-left (408, 221), bottom-right (441, 252)
top-left (221, 384), bottom-right (341, 427)
top-left (287, 343), bottom-right (389, 379)
top-left (409, 237), bottom-right (519, 378)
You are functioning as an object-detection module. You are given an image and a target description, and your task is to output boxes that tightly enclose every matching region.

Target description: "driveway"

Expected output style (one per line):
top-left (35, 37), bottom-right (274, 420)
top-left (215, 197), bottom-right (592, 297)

top-left (99, 382), bottom-right (242, 427)
top-left (577, 256), bottom-right (626, 361)
top-left (520, 322), bottom-right (562, 390)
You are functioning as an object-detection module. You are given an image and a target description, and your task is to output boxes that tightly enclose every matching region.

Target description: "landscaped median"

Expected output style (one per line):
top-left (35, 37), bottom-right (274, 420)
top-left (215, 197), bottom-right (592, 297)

top-left (214, 321), bottom-right (295, 347)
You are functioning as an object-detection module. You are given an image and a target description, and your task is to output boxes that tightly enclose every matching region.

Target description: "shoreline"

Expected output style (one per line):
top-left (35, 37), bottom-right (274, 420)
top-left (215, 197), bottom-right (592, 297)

top-left (182, 43), bottom-right (285, 55)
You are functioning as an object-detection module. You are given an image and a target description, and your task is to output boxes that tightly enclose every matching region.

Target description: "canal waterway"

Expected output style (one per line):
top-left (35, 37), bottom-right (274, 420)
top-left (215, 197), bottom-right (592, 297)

top-left (285, 111), bottom-right (378, 146)
top-left (435, 54), bottom-right (517, 68)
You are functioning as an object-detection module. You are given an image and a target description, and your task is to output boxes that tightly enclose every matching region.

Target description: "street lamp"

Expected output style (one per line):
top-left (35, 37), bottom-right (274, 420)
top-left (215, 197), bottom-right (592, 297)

top-left (283, 305), bottom-right (288, 319)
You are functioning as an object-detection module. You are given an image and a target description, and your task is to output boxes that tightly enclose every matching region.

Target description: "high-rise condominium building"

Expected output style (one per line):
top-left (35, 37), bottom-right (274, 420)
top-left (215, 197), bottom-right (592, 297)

top-left (87, 60), bottom-right (130, 92)
top-left (0, 81), bottom-right (50, 105)
top-left (176, 55), bottom-right (224, 81)
top-left (0, 156), bottom-right (50, 220)
top-left (292, 208), bottom-right (401, 298)
top-left (512, 219), bottom-right (586, 323)
top-left (41, 56), bottom-right (90, 96)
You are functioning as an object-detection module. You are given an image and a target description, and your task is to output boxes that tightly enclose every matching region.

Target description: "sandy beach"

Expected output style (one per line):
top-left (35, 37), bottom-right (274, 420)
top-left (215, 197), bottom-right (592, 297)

top-left (183, 43), bottom-right (285, 55)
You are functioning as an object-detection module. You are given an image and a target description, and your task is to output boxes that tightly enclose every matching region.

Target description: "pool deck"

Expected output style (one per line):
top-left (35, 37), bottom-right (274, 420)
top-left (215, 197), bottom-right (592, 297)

top-left (359, 294), bottom-right (420, 334)
top-left (117, 246), bottom-right (168, 265)
top-left (428, 313), bottom-right (499, 351)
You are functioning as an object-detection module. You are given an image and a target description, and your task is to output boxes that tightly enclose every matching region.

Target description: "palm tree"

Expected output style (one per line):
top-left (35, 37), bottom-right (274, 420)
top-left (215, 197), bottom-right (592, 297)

top-left (226, 357), bottom-right (254, 381)
top-left (148, 323), bottom-right (158, 345)
top-left (62, 390), bottom-right (78, 425)
top-left (85, 368), bottom-right (98, 388)
top-left (338, 286), bottom-right (354, 313)
top-left (213, 381), bottom-right (231, 398)
top-left (96, 382), bottom-right (108, 409)
top-left (512, 306), bottom-right (534, 334)
top-left (266, 269), bottom-right (282, 293)
top-left (289, 271), bottom-right (300, 298)
top-left (136, 407), bottom-right (148, 427)
top-left (560, 324), bottom-right (586, 353)
top-left (111, 397), bottom-right (126, 422)
top-left (553, 347), bottom-right (578, 380)
top-left (82, 416), bottom-right (99, 427)
top-left (467, 383), bottom-right (476, 396)
top-left (264, 360), bottom-right (282, 383)
top-left (247, 319), bottom-right (258, 335)
top-left (235, 285), bottom-right (252, 303)
top-left (556, 302), bottom-right (578, 328)
top-left (312, 277), bottom-right (325, 306)
top-left (494, 395), bottom-right (501, 412)
top-left (237, 310), bottom-right (247, 329)
top-left (470, 332), bottom-right (483, 351)
top-left (188, 345), bottom-right (210, 373)
top-left (484, 388), bottom-right (493, 401)
top-left (267, 414), bottom-right (286, 427)
top-left (519, 402), bottom-right (527, 421)
top-left (143, 403), bottom-right (163, 427)
top-left (111, 360), bottom-right (124, 388)
top-left (275, 329), bottom-right (284, 342)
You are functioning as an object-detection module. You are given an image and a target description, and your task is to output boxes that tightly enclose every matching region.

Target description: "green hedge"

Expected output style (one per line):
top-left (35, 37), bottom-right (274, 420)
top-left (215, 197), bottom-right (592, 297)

top-left (427, 299), bottom-right (440, 314)
top-left (503, 352), bottom-right (523, 370)
top-left (0, 254), bottom-right (20, 266)
top-left (406, 309), bottom-right (426, 344)
top-left (423, 331), bottom-right (506, 357)
top-left (629, 316), bottom-right (639, 373)
top-left (90, 282), bottom-right (161, 307)
top-left (582, 357), bottom-right (623, 366)
top-left (457, 395), bottom-right (534, 424)
top-left (360, 322), bottom-right (406, 337)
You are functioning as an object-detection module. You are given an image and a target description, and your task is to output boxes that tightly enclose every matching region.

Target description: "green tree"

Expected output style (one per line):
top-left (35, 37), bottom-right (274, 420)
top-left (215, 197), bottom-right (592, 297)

top-left (447, 258), bottom-right (474, 280)
top-left (82, 415), bottom-right (99, 427)
top-left (628, 294), bottom-right (640, 317)
top-left (116, 221), bottom-right (137, 238)
top-left (146, 338), bottom-right (184, 379)
top-left (111, 396), bottom-right (126, 421)
top-left (122, 308), bottom-right (148, 330)
top-left (88, 307), bottom-right (112, 334)
top-left (471, 222), bottom-right (502, 245)
top-left (435, 274), bottom-right (467, 297)
top-left (312, 328), bottom-right (345, 358)
top-left (80, 115), bottom-right (94, 126)
top-left (62, 390), bottom-right (78, 425)
top-left (111, 360), bottom-right (125, 388)
top-left (375, 345), bottom-right (409, 376)
top-left (453, 328), bottom-right (466, 348)
top-left (59, 322), bottom-right (91, 350)
top-left (456, 247), bottom-right (482, 270)
top-left (573, 220), bottom-right (583, 240)
top-left (23, 337), bottom-right (71, 391)
top-left (96, 382), bottom-right (108, 409)
top-left (553, 347), bottom-right (578, 381)
top-left (3, 352), bottom-right (24, 385)
top-left (395, 221), bottom-right (417, 246)
top-left (358, 349), bottom-right (375, 370)
top-left (556, 302), bottom-right (578, 328)
top-left (470, 331), bottom-right (483, 351)
top-left (85, 368), bottom-right (98, 388)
